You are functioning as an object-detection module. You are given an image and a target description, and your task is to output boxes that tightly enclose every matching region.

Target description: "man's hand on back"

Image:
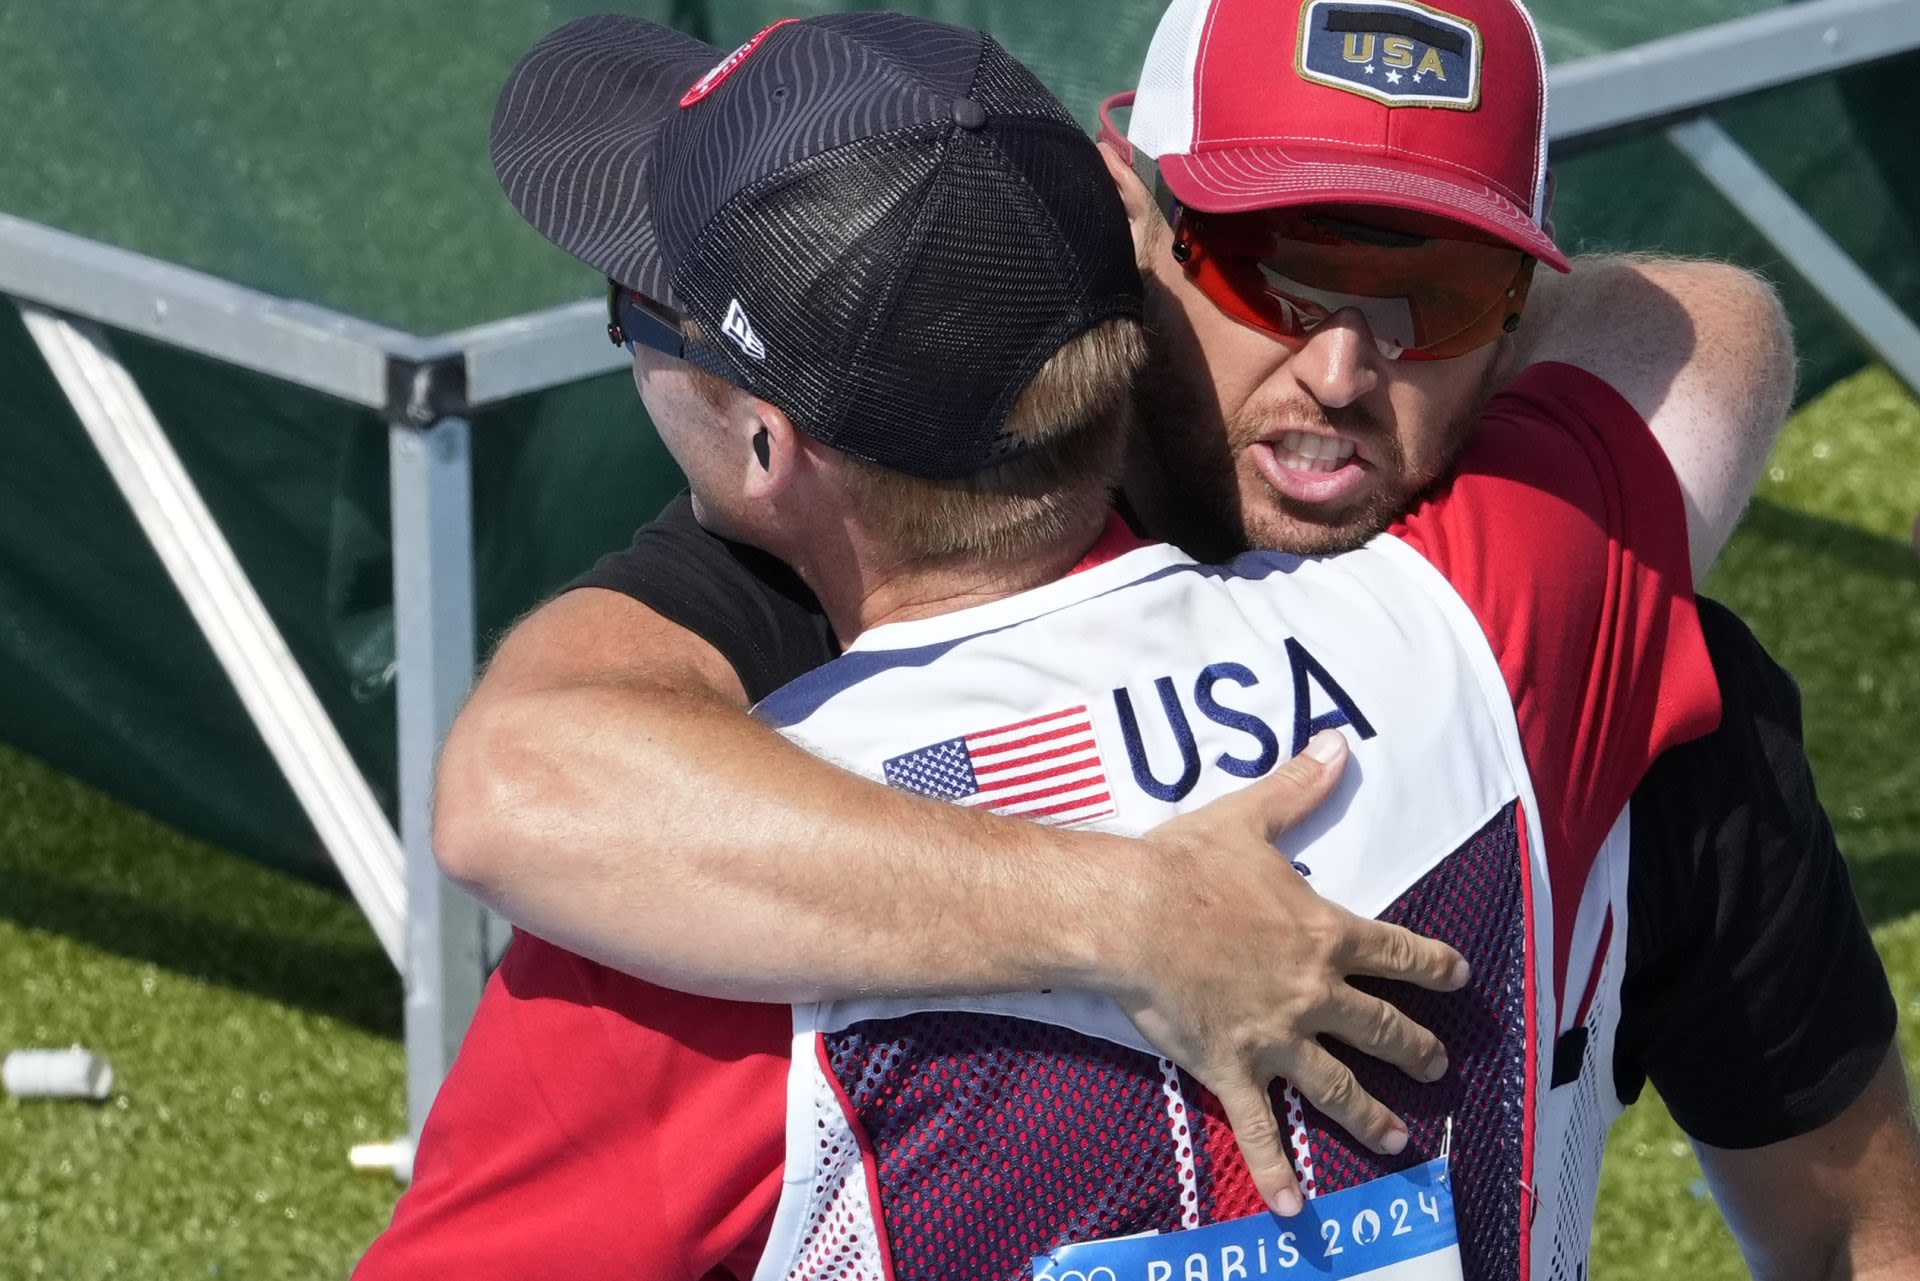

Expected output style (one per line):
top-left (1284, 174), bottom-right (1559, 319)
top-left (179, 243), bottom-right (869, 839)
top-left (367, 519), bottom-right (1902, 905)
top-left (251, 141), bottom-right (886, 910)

top-left (438, 589), bottom-right (1467, 1215)
top-left (1114, 730), bottom-right (1469, 1215)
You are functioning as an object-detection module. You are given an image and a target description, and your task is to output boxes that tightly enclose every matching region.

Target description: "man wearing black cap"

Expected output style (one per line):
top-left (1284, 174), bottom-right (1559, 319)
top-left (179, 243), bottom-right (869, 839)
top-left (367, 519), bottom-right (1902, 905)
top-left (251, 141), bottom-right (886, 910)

top-left (353, 11), bottom-right (1788, 1279)
top-left (490, 13), bottom-right (1145, 486)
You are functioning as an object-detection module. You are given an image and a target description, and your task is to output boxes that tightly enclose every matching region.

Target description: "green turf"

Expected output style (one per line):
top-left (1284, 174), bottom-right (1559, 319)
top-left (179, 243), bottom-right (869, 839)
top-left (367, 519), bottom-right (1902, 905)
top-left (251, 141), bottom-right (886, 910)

top-left (0, 746), bottom-right (404, 1277)
top-left (1590, 364), bottom-right (1920, 1278)
top-left (1, 365), bottom-right (1916, 1278)
top-left (1709, 367), bottom-right (1920, 891)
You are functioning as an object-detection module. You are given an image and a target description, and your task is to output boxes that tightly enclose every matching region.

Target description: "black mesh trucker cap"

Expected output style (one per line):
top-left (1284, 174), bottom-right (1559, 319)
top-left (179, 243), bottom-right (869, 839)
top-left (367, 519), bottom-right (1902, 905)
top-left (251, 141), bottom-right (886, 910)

top-left (490, 12), bottom-right (1144, 480)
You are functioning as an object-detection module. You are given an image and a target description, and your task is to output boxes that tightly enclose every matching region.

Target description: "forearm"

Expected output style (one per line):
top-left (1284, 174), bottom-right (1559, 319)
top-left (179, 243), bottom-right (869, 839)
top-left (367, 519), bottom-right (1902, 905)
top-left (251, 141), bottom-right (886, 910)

top-left (1508, 253), bottom-right (1795, 581)
top-left (1704, 1049), bottom-right (1920, 1281)
top-left (1744, 1189), bottom-right (1920, 1281)
top-left (436, 678), bottom-right (1146, 1002)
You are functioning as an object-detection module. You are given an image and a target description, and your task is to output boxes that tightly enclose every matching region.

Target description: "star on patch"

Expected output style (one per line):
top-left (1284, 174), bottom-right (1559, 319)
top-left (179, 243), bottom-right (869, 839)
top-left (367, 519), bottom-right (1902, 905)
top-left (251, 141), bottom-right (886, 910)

top-left (1385, 69), bottom-right (1402, 84)
top-left (1363, 63), bottom-right (1375, 74)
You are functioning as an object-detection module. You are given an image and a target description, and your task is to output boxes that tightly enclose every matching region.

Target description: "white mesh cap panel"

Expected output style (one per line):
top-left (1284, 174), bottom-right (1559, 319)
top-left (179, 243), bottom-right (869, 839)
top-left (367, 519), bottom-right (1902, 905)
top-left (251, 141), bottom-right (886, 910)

top-left (1509, 0), bottom-right (1552, 222)
top-left (771, 1059), bottom-right (889, 1281)
top-left (1128, 0), bottom-right (1214, 157)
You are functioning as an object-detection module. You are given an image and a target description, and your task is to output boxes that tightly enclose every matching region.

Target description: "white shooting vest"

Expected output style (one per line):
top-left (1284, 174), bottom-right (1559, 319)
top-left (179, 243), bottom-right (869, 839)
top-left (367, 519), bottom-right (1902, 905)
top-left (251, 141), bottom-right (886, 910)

top-left (750, 540), bottom-right (1631, 1281)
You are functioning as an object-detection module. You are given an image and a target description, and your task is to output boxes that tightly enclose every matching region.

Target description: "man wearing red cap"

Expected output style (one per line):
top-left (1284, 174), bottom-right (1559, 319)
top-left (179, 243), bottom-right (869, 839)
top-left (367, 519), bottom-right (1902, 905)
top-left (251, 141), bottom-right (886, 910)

top-left (1123, 0), bottom-right (1558, 260)
top-left (1088, 0), bottom-right (1749, 574)
top-left (429, 0), bottom-right (1920, 1275)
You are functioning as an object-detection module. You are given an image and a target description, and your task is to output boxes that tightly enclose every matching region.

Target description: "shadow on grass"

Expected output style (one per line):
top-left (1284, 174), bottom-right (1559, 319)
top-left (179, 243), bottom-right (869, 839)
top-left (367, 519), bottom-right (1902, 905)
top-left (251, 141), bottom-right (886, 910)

top-left (1849, 851), bottom-right (1920, 932)
top-left (1740, 497), bottom-right (1920, 583)
top-left (0, 866), bottom-right (400, 1039)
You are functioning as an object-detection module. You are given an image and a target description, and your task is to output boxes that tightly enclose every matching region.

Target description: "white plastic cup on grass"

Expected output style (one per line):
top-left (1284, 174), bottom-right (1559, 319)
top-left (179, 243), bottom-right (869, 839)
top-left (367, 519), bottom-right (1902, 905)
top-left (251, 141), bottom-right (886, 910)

top-left (3, 1048), bottom-right (115, 1101)
top-left (349, 1139), bottom-right (414, 1183)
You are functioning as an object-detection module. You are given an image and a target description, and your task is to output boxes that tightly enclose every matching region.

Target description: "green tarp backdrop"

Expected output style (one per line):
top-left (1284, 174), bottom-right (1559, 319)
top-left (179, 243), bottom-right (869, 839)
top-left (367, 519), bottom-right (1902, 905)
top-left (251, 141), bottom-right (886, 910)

top-left (2, 0), bottom-right (1916, 879)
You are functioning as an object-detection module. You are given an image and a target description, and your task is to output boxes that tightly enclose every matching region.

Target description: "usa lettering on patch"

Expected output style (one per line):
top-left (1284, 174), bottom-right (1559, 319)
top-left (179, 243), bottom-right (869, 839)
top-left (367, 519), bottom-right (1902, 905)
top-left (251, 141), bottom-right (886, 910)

top-left (1295, 0), bottom-right (1481, 110)
top-left (882, 705), bottom-right (1116, 827)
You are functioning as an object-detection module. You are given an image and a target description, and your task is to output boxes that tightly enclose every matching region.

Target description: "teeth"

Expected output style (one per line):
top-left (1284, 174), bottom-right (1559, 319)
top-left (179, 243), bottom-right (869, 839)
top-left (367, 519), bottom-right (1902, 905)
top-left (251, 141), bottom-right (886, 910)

top-left (1273, 431), bottom-right (1358, 473)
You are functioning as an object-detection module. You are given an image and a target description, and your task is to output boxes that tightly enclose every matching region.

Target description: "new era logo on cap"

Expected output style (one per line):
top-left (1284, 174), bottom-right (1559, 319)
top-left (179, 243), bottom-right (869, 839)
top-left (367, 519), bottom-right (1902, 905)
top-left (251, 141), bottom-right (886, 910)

top-left (721, 299), bottom-right (767, 360)
top-left (1297, 0), bottom-right (1481, 109)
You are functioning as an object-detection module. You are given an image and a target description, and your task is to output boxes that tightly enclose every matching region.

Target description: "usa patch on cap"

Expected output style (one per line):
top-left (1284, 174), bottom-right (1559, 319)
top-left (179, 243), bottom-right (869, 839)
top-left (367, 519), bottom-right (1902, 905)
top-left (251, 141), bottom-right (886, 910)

top-left (1296, 0), bottom-right (1481, 110)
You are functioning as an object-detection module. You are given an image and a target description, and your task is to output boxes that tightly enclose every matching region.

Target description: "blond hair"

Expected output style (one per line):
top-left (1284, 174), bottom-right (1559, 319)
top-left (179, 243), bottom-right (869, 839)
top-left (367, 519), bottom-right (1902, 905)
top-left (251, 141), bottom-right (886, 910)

top-left (688, 318), bottom-right (1148, 564)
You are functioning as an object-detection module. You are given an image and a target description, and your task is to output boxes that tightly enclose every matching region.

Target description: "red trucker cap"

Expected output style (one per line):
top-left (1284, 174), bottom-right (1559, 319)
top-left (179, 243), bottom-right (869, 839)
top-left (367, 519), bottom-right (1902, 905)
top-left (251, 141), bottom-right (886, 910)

top-left (1123, 0), bottom-right (1569, 271)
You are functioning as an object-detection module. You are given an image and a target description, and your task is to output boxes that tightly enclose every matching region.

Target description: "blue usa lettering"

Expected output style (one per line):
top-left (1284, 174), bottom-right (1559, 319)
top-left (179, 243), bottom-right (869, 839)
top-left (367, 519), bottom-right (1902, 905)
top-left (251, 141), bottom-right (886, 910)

top-left (1113, 676), bottom-right (1201, 802)
top-left (1284, 638), bottom-right (1376, 756)
top-left (1194, 663), bottom-right (1281, 779)
top-left (1112, 643), bottom-right (1376, 803)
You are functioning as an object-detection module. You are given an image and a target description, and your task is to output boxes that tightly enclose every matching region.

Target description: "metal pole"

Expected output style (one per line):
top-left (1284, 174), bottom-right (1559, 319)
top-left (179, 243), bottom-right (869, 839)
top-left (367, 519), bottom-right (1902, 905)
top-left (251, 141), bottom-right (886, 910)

top-left (1666, 116), bottom-right (1920, 397)
top-left (0, 213), bottom-right (404, 410)
top-left (1550, 0), bottom-right (1920, 152)
top-left (389, 415), bottom-right (488, 1159)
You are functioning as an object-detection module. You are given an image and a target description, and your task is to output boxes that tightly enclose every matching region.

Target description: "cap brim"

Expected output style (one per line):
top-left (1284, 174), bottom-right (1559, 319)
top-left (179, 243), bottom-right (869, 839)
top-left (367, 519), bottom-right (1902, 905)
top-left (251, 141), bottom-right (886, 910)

top-left (490, 15), bottom-right (721, 301)
top-left (1159, 143), bottom-right (1571, 273)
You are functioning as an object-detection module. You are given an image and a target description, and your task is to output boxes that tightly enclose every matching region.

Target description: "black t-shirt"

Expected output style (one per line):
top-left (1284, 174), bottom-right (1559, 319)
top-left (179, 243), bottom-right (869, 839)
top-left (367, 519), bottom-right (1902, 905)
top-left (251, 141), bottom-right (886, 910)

top-left (572, 493), bottom-right (1896, 1150)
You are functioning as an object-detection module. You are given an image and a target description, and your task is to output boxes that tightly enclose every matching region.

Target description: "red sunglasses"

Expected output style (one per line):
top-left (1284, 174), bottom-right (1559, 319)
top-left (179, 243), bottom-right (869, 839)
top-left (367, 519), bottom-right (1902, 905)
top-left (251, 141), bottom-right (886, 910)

top-left (1097, 92), bottom-right (1536, 362)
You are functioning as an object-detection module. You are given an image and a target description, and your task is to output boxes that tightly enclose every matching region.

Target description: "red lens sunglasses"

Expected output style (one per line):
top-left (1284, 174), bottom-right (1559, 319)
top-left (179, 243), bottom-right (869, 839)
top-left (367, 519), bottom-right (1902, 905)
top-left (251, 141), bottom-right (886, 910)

top-left (1097, 92), bottom-right (1536, 362)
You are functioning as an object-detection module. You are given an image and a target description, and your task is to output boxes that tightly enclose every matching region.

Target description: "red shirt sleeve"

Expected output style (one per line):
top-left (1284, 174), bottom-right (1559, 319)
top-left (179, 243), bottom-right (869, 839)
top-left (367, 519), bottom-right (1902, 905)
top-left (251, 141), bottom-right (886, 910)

top-left (1390, 361), bottom-right (1721, 1003)
top-left (354, 934), bottom-right (790, 1281)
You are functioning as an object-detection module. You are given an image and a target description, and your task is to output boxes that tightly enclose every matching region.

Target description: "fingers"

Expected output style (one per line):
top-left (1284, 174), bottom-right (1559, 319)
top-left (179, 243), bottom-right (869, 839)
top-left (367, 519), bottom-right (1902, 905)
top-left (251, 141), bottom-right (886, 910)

top-left (1323, 986), bottom-right (1449, 1084)
top-left (1285, 1044), bottom-right (1410, 1158)
top-left (1241, 730), bottom-right (1349, 842)
top-left (1212, 1073), bottom-right (1305, 1217)
top-left (1150, 730), bottom-right (1348, 852)
top-left (1341, 917), bottom-right (1471, 992)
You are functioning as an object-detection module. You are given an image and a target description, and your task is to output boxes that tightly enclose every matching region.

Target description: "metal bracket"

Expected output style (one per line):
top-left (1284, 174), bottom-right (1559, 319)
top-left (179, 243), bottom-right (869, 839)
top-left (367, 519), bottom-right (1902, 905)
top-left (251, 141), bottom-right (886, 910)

top-left (385, 350), bottom-right (469, 427)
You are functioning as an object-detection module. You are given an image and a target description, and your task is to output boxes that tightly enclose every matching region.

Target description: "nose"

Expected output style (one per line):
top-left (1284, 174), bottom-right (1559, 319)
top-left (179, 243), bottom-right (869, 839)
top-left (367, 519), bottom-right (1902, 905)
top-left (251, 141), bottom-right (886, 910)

top-left (1286, 308), bottom-right (1385, 410)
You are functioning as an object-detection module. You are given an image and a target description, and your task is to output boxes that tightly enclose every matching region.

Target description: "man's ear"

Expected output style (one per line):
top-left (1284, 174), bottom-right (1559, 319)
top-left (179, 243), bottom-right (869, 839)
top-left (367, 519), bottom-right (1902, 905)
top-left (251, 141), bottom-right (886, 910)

top-left (740, 397), bottom-right (804, 500)
top-left (1099, 139), bottom-right (1161, 259)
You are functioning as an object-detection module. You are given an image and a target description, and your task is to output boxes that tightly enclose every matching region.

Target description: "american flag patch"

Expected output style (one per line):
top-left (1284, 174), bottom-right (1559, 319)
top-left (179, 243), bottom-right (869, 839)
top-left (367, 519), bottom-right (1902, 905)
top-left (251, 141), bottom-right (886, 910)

top-left (882, 706), bottom-right (1116, 827)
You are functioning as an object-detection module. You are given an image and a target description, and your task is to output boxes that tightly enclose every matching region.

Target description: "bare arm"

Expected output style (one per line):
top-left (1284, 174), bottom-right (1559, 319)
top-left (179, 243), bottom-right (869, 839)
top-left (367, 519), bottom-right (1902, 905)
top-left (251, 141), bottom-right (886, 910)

top-left (1506, 254), bottom-right (1796, 581)
top-left (1700, 1047), bottom-right (1920, 1279)
top-left (436, 586), bottom-right (1468, 1214)
top-left (438, 586), bottom-right (1148, 1001)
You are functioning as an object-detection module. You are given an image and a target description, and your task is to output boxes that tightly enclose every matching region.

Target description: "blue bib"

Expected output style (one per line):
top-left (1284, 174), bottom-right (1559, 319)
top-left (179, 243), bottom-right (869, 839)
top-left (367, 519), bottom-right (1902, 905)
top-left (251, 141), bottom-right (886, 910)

top-left (1033, 1159), bottom-right (1462, 1281)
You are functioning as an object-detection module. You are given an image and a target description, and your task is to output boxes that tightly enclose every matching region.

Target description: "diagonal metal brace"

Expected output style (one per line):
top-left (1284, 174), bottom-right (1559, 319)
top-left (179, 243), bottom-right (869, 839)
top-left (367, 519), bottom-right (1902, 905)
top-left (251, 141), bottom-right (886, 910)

top-left (1666, 116), bottom-right (1920, 398)
top-left (17, 302), bottom-right (409, 970)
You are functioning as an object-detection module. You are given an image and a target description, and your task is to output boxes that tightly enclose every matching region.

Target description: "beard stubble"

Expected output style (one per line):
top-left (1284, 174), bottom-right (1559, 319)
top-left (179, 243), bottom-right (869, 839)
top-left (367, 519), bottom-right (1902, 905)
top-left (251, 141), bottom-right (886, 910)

top-left (1128, 338), bottom-right (1494, 559)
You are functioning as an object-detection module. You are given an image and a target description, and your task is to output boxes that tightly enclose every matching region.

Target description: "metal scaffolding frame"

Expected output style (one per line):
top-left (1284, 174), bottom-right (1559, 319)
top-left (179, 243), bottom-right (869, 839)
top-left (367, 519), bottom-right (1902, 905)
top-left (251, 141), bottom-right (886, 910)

top-left (4, 0), bottom-right (1918, 1176)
